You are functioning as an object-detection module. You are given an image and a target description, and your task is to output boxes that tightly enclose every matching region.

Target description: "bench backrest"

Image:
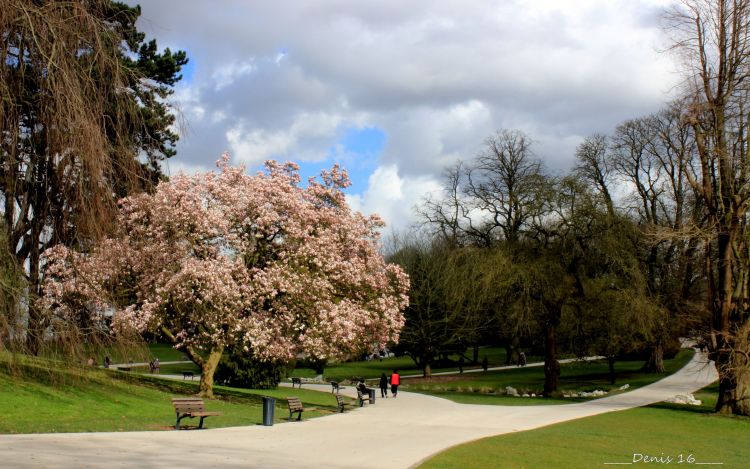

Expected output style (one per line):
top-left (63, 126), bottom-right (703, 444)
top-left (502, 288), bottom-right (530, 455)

top-left (172, 398), bottom-right (205, 414)
top-left (287, 397), bottom-right (303, 411)
top-left (335, 394), bottom-right (345, 404)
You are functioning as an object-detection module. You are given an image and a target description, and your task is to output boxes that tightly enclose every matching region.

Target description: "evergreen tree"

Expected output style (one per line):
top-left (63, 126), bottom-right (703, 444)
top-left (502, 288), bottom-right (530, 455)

top-left (0, 0), bottom-right (187, 354)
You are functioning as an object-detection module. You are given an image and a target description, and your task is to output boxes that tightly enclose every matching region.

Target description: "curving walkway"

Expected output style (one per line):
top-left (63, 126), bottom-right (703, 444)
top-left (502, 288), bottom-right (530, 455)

top-left (0, 352), bottom-right (717, 469)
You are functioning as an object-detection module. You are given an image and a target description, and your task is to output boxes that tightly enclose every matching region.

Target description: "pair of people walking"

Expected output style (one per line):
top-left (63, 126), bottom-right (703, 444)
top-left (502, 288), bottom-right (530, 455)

top-left (379, 370), bottom-right (400, 398)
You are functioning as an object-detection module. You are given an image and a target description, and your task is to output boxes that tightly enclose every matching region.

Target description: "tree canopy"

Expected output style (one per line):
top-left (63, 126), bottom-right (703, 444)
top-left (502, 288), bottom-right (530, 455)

top-left (41, 157), bottom-right (409, 397)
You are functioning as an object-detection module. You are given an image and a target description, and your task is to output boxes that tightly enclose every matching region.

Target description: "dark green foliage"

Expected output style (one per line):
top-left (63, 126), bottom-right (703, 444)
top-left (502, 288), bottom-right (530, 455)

top-left (390, 240), bottom-right (470, 377)
top-left (214, 347), bottom-right (285, 389)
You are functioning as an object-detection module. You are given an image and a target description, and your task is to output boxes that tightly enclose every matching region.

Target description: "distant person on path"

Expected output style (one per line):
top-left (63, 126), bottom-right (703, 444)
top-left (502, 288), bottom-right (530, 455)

top-left (87, 357), bottom-right (94, 367)
top-left (379, 372), bottom-right (389, 398)
top-left (390, 370), bottom-right (400, 397)
top-left (458, 356), bottom-right (464, 373)
top-left (518, 352), bottom-right (526, 367)
top-left (153, 357), bottom-right (160, 374)
top-left (481, 356), bottom-right (488, 371)
top-left (103, 355), bottom-right (110, 369)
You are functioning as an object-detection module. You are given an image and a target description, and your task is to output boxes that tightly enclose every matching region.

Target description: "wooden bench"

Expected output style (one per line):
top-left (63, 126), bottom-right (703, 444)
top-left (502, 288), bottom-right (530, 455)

top-left (171, 398), bottom-right (221, 430)
top-left (286, 396), bottom-right (304, 421)
top-left (182, 371), bottom-right (194, 380)
top-left (290, 377), bottom-right (302, 388)
top-left (334, 394), bottom-right (352, 413)
top-left (356, 390), bottom-right (370, 407)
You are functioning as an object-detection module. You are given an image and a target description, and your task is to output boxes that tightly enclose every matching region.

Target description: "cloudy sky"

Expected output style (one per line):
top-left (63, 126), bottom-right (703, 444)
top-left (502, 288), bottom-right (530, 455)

top-left (129, 0), bottom-right (681, 234)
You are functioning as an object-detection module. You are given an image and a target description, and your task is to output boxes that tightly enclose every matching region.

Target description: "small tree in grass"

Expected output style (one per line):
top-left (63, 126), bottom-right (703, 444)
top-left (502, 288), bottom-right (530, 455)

top-left (40, 156), bottom-right (409, 397)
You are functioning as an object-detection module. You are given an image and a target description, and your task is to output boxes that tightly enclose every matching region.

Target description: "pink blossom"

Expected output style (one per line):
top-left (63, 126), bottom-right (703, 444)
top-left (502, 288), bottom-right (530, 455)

top-left (40, 157), bottom-right (409, 365)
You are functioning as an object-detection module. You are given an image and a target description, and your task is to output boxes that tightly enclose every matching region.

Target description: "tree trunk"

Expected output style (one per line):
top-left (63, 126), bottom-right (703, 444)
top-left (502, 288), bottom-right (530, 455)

top-left (714, 230), bottom-right (740, 413)
top-left (198, 346), bottom-right (224, 399)
top-left (642, 341), bottom-right (665, 373)
top-left (607, 356), bottom-right (616, 384)
top-left (504, 343), bottom-right (514, 366)
top-left (423, 361), bottom-right (432, 378)
top-left (716, 323), bottom-right (750, 415)
top-left (543, 323), bottom-right (560, 396)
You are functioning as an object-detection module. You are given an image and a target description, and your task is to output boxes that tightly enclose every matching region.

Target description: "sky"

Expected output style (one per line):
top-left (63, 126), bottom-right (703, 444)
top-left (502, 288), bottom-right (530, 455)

top-left (128, 0), bottom-right (682, 235)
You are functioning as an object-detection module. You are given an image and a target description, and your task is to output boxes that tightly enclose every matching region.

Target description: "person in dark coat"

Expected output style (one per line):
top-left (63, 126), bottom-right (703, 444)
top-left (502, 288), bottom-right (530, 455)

top-left (379, 372), bottom-right (389, 398)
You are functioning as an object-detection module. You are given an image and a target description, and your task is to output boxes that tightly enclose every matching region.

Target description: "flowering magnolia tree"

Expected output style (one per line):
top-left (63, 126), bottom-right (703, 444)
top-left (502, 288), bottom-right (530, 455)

top-left (41, 156), bottom-right (409, 397)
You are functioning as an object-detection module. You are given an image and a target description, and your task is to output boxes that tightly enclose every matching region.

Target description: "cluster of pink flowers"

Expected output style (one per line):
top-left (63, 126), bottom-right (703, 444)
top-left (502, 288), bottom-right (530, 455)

top-left (40, 155), bottom-right (409, 362)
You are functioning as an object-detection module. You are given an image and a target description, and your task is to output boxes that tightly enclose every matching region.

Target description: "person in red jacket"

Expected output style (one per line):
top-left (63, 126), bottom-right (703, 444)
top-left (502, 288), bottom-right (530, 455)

top-left (390, 370), bottom-right (400, 397)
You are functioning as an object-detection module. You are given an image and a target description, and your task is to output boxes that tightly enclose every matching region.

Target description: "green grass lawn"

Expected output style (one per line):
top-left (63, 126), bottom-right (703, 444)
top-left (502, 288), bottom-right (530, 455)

top-left (147, 343), bottom-right (190, 362)
top-left (291, 346), bottom-right (529, 382)
top-left (0, 359), bottom-right (351, 433)
top-left (419, 383), bottom-right (749, 469)
top-left (75, 342), bottom-right (189, 368)
top-left (402, 350), bottom-right (694, 405)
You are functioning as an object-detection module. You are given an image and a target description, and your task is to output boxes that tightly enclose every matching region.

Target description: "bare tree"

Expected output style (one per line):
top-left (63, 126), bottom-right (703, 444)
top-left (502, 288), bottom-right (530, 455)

top-left (464, 130), bottom-right (549, 245)
top-left (574, 134), bottom-right (615, 218)
top-left (666, 0), bottom-right (750, 415)
top-left (418, 162), bottom-right (469, 247)
top-left (419, 129), bottom-right (550, 247)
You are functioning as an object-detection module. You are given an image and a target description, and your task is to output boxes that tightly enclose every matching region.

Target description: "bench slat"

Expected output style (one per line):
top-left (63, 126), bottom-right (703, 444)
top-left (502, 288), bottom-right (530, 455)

top-left (335, 394), bottom-right (351, 413)
top-left (172, 398), bottom-right (222, 430)
top-left (286, 397), bottom-right (304, 421)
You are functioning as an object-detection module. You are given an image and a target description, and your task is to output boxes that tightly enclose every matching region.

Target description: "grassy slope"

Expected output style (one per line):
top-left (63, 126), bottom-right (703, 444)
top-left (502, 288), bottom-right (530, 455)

top-left (147, 343), bottom-right (189, 362)
top-left (419, 384), bottom-right (749, 469)
top-left (402, 349), bottom-right (694, 405)
top-left (0, 363), bottom-right (350, 433)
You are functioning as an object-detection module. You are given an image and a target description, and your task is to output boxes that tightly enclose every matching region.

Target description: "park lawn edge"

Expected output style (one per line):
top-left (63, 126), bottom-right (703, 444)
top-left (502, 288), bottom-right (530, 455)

top-left (416, 383), bottom-right (750, 469)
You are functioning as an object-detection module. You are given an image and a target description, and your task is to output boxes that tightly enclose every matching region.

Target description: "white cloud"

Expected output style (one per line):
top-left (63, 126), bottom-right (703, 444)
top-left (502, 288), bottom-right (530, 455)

top-left (347, 165), bottom-right (442, 235)
top-left (226, 111), bottom-right (346, 165)
top-left (211, 60), bottom-right (256, 91)
top-left (132, 0), bottom-right (684, 219)
top-left (162, 159), bottom-right (212, 177)
top-left (380, 99), bottom-right (493, 175)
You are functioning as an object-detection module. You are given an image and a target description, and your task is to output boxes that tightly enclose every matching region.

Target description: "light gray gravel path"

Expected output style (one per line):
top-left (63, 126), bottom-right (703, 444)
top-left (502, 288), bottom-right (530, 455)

top-left (0, 352), bottom-right (717, 469)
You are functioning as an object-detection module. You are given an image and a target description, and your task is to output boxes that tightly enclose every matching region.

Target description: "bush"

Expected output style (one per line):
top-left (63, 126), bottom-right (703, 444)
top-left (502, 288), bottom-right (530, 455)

top-left (214, 347), bottom-right (286, 389)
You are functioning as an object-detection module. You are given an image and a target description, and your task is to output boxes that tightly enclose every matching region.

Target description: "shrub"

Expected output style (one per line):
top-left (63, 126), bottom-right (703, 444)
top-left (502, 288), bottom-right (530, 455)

top-left (214, 347), bottom-right (286, 389)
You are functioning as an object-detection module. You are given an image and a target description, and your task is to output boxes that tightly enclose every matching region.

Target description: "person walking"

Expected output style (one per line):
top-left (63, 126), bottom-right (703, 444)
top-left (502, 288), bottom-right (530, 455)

top-left (379, 372), bottom-right (389, 398)
top-left (390, 370), bottom-right (400, 398)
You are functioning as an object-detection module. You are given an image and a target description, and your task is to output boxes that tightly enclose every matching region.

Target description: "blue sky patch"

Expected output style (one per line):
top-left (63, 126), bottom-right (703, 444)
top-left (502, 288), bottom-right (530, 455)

top-left (297, 126), bottom-right (385, 194)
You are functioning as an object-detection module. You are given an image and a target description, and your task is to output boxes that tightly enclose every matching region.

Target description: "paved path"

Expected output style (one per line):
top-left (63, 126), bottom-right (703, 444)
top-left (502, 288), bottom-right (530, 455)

top-left (0, 353), bottom-right (717, 469)
top-left (109, 361), bottom-right (192, 370)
